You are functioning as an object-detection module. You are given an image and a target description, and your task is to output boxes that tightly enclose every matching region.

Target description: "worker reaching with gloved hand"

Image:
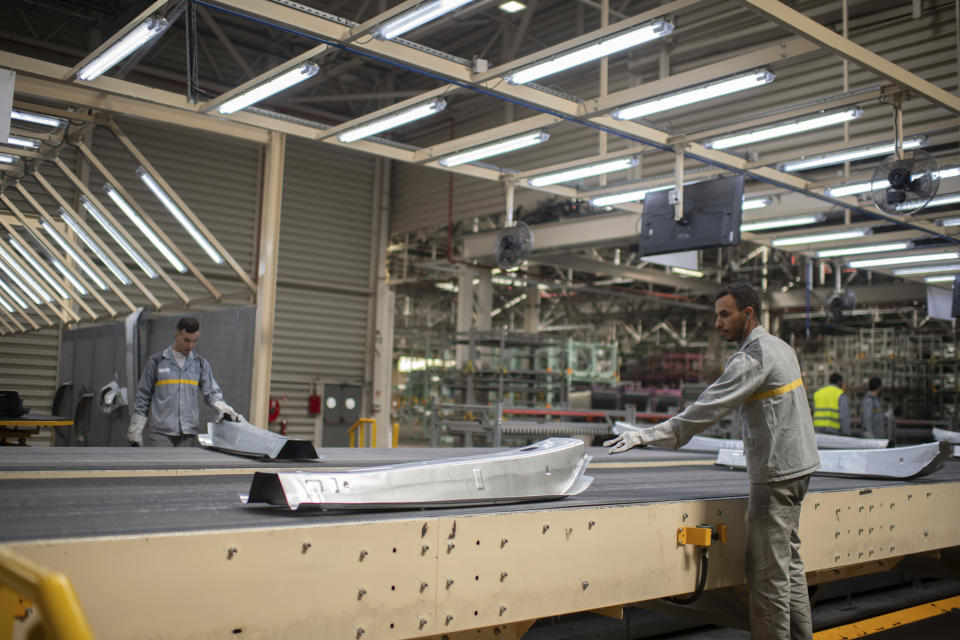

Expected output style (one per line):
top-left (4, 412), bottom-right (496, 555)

top-left (128, 316), bottom-right (239, 447)
top-left (605, 283), bottom-right (820, 640)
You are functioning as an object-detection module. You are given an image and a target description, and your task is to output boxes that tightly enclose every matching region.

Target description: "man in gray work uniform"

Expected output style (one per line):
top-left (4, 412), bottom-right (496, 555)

top-left (128, 316), bottom-right (239, 447)
top-left (860, 377), bottom-right (884, 438)
top-left (605, 283), bottom-right (820, 640)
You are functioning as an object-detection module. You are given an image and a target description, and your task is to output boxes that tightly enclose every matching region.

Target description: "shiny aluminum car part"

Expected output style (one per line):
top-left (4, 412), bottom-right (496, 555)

top-left (932, 427), bottom-right (960, 444)
top-left (716, 441), bottom-right (952, 480)
top-left (242, 437), bottom-right (593, 510)
top-left (814, 433), bottom-right (888, 449)
top-left (199, 417), bottom-right (320, 460)
top-left (615, 424), bottom-right (888, 451)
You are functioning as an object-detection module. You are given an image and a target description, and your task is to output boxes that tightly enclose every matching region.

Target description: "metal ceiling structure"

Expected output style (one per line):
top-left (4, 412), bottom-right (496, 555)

top-left (0, 0), bottom-right (959, 341)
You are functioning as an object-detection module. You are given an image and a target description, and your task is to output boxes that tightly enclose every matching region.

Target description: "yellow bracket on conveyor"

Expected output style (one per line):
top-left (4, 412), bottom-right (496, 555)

top-left (677, 523), bottom-right (727, 547)
top-left (0, 546), bottom-right (94, 640)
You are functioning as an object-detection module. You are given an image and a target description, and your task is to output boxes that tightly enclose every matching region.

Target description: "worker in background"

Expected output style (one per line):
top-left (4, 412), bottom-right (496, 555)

top-left (128, 316), bottom-right (239, 447)
top-left (812, 373), bottom-right (850, 435)
top-left (860, 377), bottom-right (884, 438)
top-left (605, 283), bottom-right (819, 640)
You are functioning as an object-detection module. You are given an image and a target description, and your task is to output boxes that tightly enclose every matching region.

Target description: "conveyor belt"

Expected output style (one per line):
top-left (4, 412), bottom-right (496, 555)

top-left (2, 447), bottom-right (958, 543)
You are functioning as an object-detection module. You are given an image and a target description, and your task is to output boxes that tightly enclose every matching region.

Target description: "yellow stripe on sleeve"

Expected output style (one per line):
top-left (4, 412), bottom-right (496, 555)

top-left (155, 379), bottom-right (200, 387)
top-left (746, 377), bottom-right (803, 403)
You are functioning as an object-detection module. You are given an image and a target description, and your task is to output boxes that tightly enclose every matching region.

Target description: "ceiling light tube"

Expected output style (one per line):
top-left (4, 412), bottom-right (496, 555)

top-left (76, 15), bottom-right (170, 81)
top-left (79, 195), bottom-right (157, 279)
top-left (742, 197), bottom-right (772, 210)
top-left (924, 275), bottom-right (956, 283)
top-left (136, 167), bottom-right (224, 265)
top-left (613, 70), bottom-right (775, 120)
top-left (706, 109), bottom-right (862, 150)
top-left (826, 167), bottom-right (960, 198)
top-left (0, 154), bottom-right (19, 165)
top-left (48, 256), bottom-right (88, 296)
top-left (0, 276), bottom-right (27, 309)
top-left (816, 241), bottom-right (913, 258)
top-left (41, 221), bottom-right (108, 291)
top-left (937, 217), bottom-right (960, 227)
top-left (104, 183), bottom-right (186, 273)
top-left (506, 19), bottom-right (673, 85)
top-left (892, 263), bottom-right (960, 276)
top-left (671, 266), bottom-right (704, 278)
top-left (438, 131), bottom-right (549, 167)
top-left (59, 209), bottom-right (131, 285)
top-left (771, 228), bottom-right (871, 247)
top-left (10, 110), bottom-right (62, 128)
top-left (848, 251), bottom-right (960, 269)
top-left (375, 0), bottom-right (476, 40)
top-left (0, 246), bottom-right (48, 303)
top-left (0, 287), bottom-right (14, 313)
top-left (5, 136), bottom-right (40, 149)
top-left (7, 237), bottom-right (69, 299)
top-left (530, 156), bottom-right (638, 187)
top-left (338, 99), bottom-right (447, 143)
top-left (897, 192), bottom-right (960, 212)
top-left (782, 137), bottom-right (926, 172)
top-left (499, 1), bottom-right (527, 13)
top-left (740, 214), bottom-right (825, 232)
top-left (217, 62), bottom-right (320, 115)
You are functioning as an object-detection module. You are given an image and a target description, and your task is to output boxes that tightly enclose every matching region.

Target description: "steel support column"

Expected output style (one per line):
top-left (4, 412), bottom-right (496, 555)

top-left (249, 131), bottom-right (285, 429)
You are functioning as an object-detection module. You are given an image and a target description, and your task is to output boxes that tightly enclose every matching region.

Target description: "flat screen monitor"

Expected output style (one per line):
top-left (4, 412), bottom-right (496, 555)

top-left (638, 175), bottom-right (744, 257)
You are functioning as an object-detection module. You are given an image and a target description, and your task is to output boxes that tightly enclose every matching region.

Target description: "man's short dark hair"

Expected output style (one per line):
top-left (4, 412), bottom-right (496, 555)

top-left (829, 373), bottom-right (843, 385)
top-left (713, 282), bottom-right (762, 316)
top-left (868, 377), bottom-right (882, 391)
top-left (176, 317), bottom-right (200, 333)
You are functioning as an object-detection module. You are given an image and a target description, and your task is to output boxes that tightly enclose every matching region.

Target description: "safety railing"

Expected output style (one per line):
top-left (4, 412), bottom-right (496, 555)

top-left (0, 546), bottom-right (94, 640)
top-left (348, 419), bottom-right (400, 448)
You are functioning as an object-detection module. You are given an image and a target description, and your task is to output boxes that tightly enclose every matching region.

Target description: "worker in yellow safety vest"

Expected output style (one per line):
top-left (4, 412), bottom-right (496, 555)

top-left (812, 373), bottom-right (851, 435)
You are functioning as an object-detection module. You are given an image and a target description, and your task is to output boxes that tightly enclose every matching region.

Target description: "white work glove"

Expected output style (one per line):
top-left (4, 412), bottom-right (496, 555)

top-left (127, 413), bottom-right (147, 446)
top-left (213, 400), bottom-right (239, 423)
top-left (603, 422), bottom-right (678, 454)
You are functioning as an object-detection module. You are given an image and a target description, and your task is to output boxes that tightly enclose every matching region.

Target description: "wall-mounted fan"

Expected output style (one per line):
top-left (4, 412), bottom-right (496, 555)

top-left (825, 289), bottom-right (856, 321)
top-left (494, 221), bottom-right (533, 268)
top-left (870, 149), bottom-right (940, 215)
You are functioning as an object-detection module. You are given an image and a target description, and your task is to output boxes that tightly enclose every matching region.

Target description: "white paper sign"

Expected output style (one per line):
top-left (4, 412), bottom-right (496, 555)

top-left (641, 250), bottom-right (698, 270)
top-left (0, 68), bottom-right (14, 143)
top-left (926, 284), bottom-right (954, 321)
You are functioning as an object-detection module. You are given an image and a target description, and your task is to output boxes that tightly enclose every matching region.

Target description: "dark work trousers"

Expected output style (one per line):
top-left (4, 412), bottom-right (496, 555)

top-left (149, 432), bottom-right (198, 447)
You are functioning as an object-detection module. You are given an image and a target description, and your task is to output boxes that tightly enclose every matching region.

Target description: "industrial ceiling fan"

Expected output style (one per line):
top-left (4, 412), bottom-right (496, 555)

top-left (495, 181), bottom-right (534, 268)
top-left (869, 97), bottom-right (940, 215)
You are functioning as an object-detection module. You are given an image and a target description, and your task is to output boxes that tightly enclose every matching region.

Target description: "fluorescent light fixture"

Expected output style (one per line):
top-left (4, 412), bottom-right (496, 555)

top-left (742, 197), bottom-right (772, 210)
top-left (506, 20), bottom-right (673, 85)
top-left (613, 70), bottom-right (774, 120)
top-left (48, 256), bottom-right (88, 296)
top-left (41, 221), bottom-right (108, 291)
top-left (5, 136), bottom-right (40, 149)
top-left (0, 245), bottom-right (49, 303)
top-left (0, 154), bottom-right (19, 165)
top-left (217, 62), bottom-right (320, 115)
top-left (782, 137), bottom-right (926, 172)
top-left (374, 0), bottom-right (475, 40)
top-left (0, 287), bottom-right (14, 313)
top-left (79, 195), bottom-right (157, 279)
top-left (848, 251), bottom-right (960, 269)
top-left (591, 184), bottom-right (672, 207)
top-left (816, 241), bottom-right (912, 258)
top-left (897, 192), bottom-right (960, 212)
top-left (59, 208), bottom-right (131, 285)
top-left (741, 215), bottom-right (825, 232)
top-left (103, 184), bottom-right (186, 273)
top-left (529, 156), bottom-right (638, 187)
top-left (771, 228), bottom-right (871, 247)
top-left (671, 266), bottom-right (704, 278)
top-left (76, 15), bottom-right (170, 81)
top-left (937, 217), bottom-right (960, 227)
top-left (10, 109), bottom-right (62, 128)
top-left (0, 277), bottom-right (27, 309)
top-left (924, 275), bottom-right (956, 283)
top-left (8, 237), bottom-right (69, 299)
top-left (438, 131), bottom-right (549, 167)
top-left (136, 167), bottom-right (224, 265)
top-left (826, 167), bottom-right (960, 198)
top-left (499, 1), bottom-right (526, 13)
top-left (893, 263), bottom-right (960, 276)
top-left (706, 109), bottom-right (862, 150)
top-left (338, 99), bottom-right (447, 143)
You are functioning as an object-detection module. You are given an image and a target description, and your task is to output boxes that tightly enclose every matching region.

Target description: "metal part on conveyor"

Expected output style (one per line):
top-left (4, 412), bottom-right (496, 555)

top-left (243, 437), bottom-right (593, 510)
top-left (716, 441), bottom-right (953, 480)
top-left (933, 427), bottom-right (960, 444)
top-left (814, 433), bottom-right (888, 449)
top-left (615, 424), bottom-right (889, 451)
top-left (198, 417), bottom-right (320, 460)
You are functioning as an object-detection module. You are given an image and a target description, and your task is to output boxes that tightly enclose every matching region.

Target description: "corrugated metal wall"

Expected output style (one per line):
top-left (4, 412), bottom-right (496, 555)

top-left (0, 328), bottom-right (59, 419)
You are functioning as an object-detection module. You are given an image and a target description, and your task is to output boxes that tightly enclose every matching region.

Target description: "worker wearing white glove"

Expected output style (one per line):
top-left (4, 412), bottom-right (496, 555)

top-left (603, 422), bottom-right (678, 453)
top-left (131, 317), bottom-right (237, 447)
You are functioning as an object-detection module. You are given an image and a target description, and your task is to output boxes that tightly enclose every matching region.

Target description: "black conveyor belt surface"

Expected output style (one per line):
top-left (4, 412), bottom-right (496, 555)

top-left (2, 448), bottom-right (958, 543)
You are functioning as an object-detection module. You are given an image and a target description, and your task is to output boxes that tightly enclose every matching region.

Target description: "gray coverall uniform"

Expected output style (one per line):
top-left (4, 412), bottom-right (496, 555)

top-left (860, 393), bottom-right (883, 439)
top-left (644, 326), bottom-right (820, 640)
top-left (133, 346), bottom-right (224, 445)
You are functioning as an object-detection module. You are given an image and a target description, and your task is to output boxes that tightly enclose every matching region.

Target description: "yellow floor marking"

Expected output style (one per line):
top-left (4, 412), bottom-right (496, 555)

top-left (813, 594), bottom-right (960, 639)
